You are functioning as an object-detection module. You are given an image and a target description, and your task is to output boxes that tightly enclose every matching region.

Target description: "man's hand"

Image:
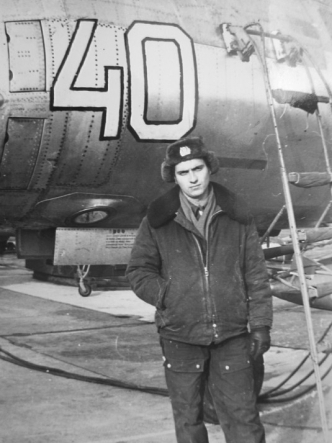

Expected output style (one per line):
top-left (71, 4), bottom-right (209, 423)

top-left (249, 327), bottom-right (271, 360)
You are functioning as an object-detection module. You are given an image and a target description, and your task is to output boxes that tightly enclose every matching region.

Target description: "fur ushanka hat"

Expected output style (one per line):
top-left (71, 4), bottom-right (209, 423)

top-left (161, 136), bottom-right (219, 183)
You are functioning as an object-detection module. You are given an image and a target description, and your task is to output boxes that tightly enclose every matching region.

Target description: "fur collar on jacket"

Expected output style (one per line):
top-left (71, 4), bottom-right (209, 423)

top-left (147, 182), bottom-right (251, 229)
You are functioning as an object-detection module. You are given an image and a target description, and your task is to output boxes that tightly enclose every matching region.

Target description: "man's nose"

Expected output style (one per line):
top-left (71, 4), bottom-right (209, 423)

top-left (189, 171), bottom-right (198, 182)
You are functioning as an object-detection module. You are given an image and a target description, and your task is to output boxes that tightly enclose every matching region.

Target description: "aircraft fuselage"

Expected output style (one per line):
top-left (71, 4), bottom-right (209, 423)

top-left (0, 0), bottom-right (332, 238)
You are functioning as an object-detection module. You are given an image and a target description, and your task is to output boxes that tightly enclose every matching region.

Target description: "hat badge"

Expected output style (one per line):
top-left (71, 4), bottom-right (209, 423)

top-left (179, 146), bottom-right (191, 157)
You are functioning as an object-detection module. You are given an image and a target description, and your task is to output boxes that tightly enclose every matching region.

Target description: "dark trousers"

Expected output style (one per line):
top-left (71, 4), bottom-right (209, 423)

top-left (161, 335), bottom-right (265, 443)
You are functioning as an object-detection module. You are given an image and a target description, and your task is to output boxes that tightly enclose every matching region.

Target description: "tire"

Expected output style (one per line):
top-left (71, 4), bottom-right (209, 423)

top-left (78, 283), bottom-right (92, 297)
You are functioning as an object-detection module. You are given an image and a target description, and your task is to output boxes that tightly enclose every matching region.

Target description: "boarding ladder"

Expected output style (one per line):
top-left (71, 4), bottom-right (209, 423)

top-left (242, 24), bottom-right (331, 442)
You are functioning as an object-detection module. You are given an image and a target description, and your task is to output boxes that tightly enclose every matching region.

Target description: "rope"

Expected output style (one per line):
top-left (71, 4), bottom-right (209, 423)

top-left (1, 320), bottom-right (331, 404)
top-left (259, 320), bottom-right (332, 401)
top-left (0, 345), bottom-right (168, 397)
top-left (1, 345), bottom-right (330, 404)
top-left (259, 363), bottom-right (332, 403)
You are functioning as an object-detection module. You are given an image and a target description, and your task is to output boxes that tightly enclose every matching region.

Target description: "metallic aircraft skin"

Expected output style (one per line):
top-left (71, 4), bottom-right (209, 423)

top-left (0, 0), bottom-right (332, 238)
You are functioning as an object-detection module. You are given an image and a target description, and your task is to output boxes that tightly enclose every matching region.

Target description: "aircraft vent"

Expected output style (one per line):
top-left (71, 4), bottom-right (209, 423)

top-left (5, 21), bottom-right (46, 92)
top-left (0, 118), bottom-right (44, 190)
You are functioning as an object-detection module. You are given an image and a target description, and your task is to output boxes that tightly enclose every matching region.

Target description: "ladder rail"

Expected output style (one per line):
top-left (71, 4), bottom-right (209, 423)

top-left (246, 27), bottom-right (332, 227)
top-left (244, 23), bottom-right (330, 441)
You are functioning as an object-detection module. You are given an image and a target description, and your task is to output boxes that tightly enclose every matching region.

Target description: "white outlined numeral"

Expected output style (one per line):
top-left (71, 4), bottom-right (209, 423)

top-left (51, 19), bottom-right (123, 140)
top-left (126, 21), bottom-right (197, 141)
top-left (51, 20), bottom-right (197, 141)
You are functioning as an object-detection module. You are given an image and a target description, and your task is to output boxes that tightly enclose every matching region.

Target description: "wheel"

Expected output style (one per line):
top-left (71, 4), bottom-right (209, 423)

top-left (78, 283), bottom-right (92, 297)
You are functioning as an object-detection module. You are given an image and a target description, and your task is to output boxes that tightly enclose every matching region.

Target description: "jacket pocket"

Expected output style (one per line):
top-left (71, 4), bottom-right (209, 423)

top-left (163, 357), bottom-right (205, 373)
top-left (155, 309), bottom-right (170, 328)
top-left (218, 357), bottom-right (254, 394)
top-left (219, 357), bottom-right (252, 374)
top-left (156, 277), bottom-right (170, 310)
top-left (161, 338), bottom-right (207, 372)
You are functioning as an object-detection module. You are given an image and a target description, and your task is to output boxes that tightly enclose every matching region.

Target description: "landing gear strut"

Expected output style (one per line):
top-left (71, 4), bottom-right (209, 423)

top-left (77, 265), bottom-right (92, 297)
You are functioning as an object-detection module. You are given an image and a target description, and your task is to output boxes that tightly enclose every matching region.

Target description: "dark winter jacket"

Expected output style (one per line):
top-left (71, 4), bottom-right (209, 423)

top-left (126, 182), bottom-right (272, 345)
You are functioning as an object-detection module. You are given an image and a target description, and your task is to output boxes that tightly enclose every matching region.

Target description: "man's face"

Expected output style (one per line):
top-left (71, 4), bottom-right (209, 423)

top-left (174, 158), bottom-right (210, 200)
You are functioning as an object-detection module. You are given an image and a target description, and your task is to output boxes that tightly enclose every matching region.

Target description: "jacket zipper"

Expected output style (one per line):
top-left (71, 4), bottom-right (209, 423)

top-left (192, 234), bottom-right (209, 285)
top-left (204, 209), bottom-right (223, 278)
top-left (192, 209), bottom-right (223, 316)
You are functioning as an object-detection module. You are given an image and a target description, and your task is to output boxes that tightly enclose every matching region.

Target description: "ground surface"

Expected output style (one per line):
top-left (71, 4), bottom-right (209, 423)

top-left (0, 255), bottom-right (331, 443)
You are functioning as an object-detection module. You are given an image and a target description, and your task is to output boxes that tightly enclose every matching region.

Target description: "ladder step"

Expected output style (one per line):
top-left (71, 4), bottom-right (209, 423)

top-left (288, 172), bottom-right (332, 188)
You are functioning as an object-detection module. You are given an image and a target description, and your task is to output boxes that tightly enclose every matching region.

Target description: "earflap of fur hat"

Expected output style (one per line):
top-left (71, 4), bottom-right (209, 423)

top-left (206, 151), bottom-right (219, 175)
top-left (161, 161), bottom-right (175, 183)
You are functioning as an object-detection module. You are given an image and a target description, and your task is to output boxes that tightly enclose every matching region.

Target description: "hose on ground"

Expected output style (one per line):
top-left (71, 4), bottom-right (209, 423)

top-left (1, 343), bottom-right (331, 404)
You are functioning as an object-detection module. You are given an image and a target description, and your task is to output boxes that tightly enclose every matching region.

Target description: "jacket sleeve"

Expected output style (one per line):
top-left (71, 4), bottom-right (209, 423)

top-left (243, 217), bottom-right (273, 330)
top-left (126, 217), bottom-right (167, 308)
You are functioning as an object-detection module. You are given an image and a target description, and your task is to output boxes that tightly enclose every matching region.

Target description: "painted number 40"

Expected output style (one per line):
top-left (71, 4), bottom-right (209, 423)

top-left (51, 19), bottom-right (197, 142)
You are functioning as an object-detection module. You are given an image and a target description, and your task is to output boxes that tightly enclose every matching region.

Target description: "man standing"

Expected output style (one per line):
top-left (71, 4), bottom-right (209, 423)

top-left (126, 136), bottom-right (272, 443)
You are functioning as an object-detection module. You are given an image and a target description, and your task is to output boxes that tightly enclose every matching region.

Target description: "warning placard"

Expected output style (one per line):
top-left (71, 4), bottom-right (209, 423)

top-left (54, 228), bottom-right (138, 265)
